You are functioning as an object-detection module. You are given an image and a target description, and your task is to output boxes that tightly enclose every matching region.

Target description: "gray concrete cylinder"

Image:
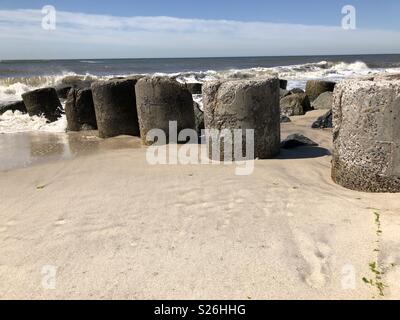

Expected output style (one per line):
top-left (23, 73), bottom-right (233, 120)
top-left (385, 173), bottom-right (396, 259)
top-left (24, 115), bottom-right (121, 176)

top-left (65, 88), bottom-right (97, 131)
top-left (22, 88), bottom-right (62, 122)
top-left (203, 78), bottom-right (280, 161)
top-left (91, 79), bottom-right (140, 138)
top-left (332, 77), bottom-right (400, 193)
top-left (135, 77), bottom-right (196, 145)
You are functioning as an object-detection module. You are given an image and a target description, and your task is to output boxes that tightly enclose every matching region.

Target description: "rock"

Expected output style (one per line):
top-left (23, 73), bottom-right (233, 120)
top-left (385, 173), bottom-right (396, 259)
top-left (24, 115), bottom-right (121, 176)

top-left (305, 80), bottom-right (336, 101)
top-left (280, 93), bottom-right (312, 117)
top-left (111, 75), bottom-right (144, 82)
top-left (61, 77), bottom-right (93, 89)
top-left (65, 88), bottom-right (97, 131)
top-left (280, 89), bottom-right (291, 98)
top-left (135, 76), bottom-right (196, 145)
top-left (280, 115), bottom-right (291, 123)
top-left (185, 83), bottom-right (202, 95)
top-left (0, 100), bottom-right (27, 115)
top-left (279, 79), bottom-right (288, 90)
top-left (22, 88), bottom-right (62, 122)
top-left (281, 134), bottom-right (318, 149)
top-left (332, 77), bottom-right (400, 192)
top-left (372, 74), bottom-right (400, 81)
top-left (127, 75), bottom-right (145, 82)
top-left (91, 79), bottom-right (140, 138)
top-left (193, 101), bottom-right (204, 135)
top-left (203, 77), bottom-right (280, 160)
top-left (312, 91), bottom-right (333, 110)
top-left (312, 110), bottom-right (332, 129)
top-left (55, 85), bottom-right (72, 100)
top-left (290, 88), bottom-right (305, 94)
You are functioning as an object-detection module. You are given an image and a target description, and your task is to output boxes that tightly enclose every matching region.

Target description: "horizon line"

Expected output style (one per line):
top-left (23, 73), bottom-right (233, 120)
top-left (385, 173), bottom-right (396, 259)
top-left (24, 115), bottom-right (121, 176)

top-left (2, 52), bottom-right (400, 62)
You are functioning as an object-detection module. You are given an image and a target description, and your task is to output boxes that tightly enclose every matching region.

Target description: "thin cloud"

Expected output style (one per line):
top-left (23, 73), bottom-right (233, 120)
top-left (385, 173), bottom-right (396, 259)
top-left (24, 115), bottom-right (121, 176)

top-left (0, 9), bottom-right (399, 59)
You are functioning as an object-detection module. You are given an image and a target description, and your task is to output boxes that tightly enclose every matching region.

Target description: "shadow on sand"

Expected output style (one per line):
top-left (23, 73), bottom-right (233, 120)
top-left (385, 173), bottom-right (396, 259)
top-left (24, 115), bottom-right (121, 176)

top-left (277, 146), bottom-right (331, 160)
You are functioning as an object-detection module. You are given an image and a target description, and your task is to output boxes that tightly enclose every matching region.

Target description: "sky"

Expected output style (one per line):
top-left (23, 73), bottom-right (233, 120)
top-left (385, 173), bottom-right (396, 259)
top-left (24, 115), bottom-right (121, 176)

top-left (0, 0), bottom-right (400, 59)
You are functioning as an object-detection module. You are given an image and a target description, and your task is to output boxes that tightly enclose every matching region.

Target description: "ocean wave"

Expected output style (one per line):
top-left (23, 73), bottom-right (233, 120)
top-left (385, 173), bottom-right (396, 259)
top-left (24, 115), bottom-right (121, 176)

top-left (79, 60), bottom-right (102, 64)
top-left (0, 110), bottom-right (67, 134)
top-left (0, 60), bottom-right (397, 101)
top-left (0, 72), bottom-right (110, 102)
top-left (0, 60), bottom-right (399, 133)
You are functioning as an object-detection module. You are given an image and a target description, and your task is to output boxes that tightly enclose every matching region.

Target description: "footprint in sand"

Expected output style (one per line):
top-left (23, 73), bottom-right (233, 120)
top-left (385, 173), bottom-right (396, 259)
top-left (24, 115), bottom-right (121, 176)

top-left (293, 230), bottom-right (332, 289)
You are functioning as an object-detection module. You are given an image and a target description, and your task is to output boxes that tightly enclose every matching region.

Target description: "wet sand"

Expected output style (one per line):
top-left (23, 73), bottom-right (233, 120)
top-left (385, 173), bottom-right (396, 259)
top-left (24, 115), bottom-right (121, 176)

top-left (1, 110), bottom-right (400, 300)
top-left (0, 131), bottom-right (142, 171)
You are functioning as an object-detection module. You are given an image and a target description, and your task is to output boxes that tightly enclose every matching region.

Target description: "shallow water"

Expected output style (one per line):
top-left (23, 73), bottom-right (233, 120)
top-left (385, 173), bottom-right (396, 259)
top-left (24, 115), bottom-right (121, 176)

top-left (0, 131), bottom-right (142, 171)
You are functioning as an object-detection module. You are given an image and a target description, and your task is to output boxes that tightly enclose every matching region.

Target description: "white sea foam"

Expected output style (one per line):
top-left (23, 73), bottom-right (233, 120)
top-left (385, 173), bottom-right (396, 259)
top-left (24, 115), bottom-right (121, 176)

top-left (0, 110), bottom-right (67, 134)
top-left (192, 94), bottom-right (203, 111)
top-left (0, 60), bottom-right (399, 133)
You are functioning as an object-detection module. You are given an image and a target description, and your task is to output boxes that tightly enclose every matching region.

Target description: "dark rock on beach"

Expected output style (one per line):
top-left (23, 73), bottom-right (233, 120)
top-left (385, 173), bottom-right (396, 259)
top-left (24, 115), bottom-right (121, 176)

top-left (22, 88), bottom-right (62, 122)
top-left (281, 133), bottom-right (318, 149)
top-left (312, 92), bottom-right (333, 110)
top-left (0, 100), bottom-right (27, 115)
top-left (61, 77), bottom-right (93, 89)
top-left (111, 75), bottom-right (145, 82)
top-left (65, 88), bottom-right (97, 131)
top-left (280, 115), bottom-right (291, 123)
top-left (290, 88), bottom-right (305, 94)
top-left (312, 110), bottom-right (332, 129)
top-left (280, 89), bottom-right (291, 98)
top-left (280, 93), bottom-right (312, 116)
top-left (305, 80), bottom-right (336, 101)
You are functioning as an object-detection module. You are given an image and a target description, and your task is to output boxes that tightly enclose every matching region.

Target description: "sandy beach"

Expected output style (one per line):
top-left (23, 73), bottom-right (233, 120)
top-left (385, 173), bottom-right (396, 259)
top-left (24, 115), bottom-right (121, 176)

top-left (1, 109), bottom-right (399, 300)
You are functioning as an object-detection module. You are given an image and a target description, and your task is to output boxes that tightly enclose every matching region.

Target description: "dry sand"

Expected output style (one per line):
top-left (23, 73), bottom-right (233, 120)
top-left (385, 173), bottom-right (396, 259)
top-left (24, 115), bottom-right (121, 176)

top-left (1, 110), bottom-right (400, 300)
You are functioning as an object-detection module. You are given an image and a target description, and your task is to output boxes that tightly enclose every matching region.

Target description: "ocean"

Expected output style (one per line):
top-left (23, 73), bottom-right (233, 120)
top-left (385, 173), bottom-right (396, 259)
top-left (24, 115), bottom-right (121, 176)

top-left (1, 54), bottom-right (400, 133)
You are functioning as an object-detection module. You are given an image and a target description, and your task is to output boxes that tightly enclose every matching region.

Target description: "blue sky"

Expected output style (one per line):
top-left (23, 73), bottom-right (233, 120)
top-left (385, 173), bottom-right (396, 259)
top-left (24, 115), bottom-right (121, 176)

top-left (1, 0), bottom-right (400, 59)
top-left (2, 0), bottom-right (400, 29)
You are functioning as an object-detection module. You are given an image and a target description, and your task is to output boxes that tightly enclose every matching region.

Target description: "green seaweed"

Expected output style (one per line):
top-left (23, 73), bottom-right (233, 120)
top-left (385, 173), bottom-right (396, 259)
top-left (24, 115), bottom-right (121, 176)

top-left (362, 211), bottom-right (387, 297)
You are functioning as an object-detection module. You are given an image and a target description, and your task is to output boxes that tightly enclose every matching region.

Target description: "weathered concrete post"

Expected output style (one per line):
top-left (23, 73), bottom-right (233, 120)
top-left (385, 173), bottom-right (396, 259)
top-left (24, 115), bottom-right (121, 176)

top-left (22, 88), bottom-right (62, 122)
top-left (332, 76), bottom-right (400, 192)
top-left (135, 76), bottom-right (196, 145)
top-left (91, 79), bottom-right (140, 138)
top-left (65, 88), bottom-right (97, 131)
top-left (203, 77), bottom-right (280, 161)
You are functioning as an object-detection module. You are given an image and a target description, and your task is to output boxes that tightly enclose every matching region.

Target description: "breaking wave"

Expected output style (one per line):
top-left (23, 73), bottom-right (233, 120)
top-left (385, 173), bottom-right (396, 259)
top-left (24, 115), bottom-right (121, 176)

top-left (1, 60), bottom-right (399, 133)
top-left (0, 110), bottom-right (67, 134)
